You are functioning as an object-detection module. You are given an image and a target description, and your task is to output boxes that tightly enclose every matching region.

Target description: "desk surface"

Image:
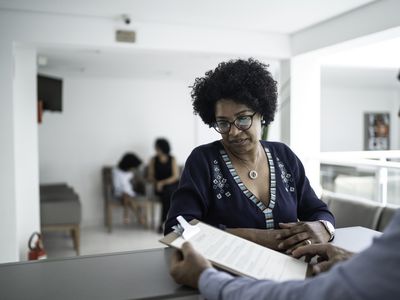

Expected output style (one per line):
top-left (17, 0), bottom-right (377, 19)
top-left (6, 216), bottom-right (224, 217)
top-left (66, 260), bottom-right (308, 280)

top-left (0, 226), bottom-right (381, 300)
top-left (0, 248), bottom-right (195, 300)
top-left (333, 226), bottom-right (381, 252)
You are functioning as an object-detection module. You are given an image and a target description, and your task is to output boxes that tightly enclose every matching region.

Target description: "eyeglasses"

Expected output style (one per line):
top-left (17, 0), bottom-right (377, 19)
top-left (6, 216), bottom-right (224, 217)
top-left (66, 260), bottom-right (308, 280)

top-left (213, 112), bottom-right (257, 134)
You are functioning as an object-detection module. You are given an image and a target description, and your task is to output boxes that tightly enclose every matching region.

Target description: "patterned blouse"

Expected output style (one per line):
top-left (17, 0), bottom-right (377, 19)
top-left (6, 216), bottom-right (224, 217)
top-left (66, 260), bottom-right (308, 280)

top-left (165, 140), bottom-right (334, 234)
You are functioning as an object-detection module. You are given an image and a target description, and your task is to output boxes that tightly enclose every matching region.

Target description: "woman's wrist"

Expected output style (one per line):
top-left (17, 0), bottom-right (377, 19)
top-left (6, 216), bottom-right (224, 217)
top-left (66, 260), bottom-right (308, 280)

top-left (251, 229), bottom-right (283, 250)
top-left (226, 228), bottom-right (281, 250)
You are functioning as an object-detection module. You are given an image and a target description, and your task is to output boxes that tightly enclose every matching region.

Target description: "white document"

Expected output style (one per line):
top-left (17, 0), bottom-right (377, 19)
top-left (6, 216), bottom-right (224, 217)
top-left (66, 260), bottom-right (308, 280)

top-left (161, 220), bottom-right (308, 281)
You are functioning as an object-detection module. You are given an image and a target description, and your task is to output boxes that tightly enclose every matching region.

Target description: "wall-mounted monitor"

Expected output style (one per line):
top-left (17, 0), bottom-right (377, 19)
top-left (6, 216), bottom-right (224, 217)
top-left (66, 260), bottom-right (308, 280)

top-left (37, 74), bottom-right (63, 112)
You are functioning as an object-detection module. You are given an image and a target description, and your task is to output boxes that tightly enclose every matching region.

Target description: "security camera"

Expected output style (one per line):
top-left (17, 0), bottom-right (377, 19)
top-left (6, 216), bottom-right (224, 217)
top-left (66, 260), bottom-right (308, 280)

top-left (122, 14), bottom-right (131, 25)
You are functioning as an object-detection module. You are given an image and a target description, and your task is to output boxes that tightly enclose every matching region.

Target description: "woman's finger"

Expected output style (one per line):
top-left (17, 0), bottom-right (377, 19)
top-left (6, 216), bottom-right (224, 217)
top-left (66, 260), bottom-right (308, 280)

top-left (278, 232), bottom-right (310, 250)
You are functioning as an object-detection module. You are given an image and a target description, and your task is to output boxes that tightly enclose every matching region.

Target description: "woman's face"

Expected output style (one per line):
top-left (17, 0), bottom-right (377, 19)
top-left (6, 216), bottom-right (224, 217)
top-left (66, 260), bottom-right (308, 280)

top-left (215, 99), bottom-right (262, 155)
top-left (155, 146), bottom-right (163, 156)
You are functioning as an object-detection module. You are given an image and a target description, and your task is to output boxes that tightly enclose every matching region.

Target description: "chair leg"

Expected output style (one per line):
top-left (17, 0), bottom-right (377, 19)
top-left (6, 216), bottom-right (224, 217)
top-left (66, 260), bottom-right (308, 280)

top-left (137, 203), bottom-right (147, 228)
top-left (146, 202), bottom-right (151, 229)
top-left (124, 197), bottom-right (151, 228)
top-left (144, 202), bottom-right (151, 228)
top-left (71, 226), bottom-right (80, 255)
top-left (104, 201), bottom-right (107, 227)
top-left (151, 199), bottom-right (155, 229)
top-left (141, 203), bottom-right (149, 228)
top-left (106, 205), bottom-right (112, 233)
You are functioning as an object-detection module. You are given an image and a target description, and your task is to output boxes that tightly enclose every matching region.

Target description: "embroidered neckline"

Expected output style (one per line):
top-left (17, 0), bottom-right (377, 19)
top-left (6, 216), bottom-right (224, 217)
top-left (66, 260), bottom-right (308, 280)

top-left (220, 142), bottom-right (276, 229)
top-left (224, 144), bottom-right (261, 180)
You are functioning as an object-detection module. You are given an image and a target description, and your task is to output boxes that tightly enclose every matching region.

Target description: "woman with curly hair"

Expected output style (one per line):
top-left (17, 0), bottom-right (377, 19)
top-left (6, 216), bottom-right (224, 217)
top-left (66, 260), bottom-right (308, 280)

top-left (165, 58), bottom-right (335, 252)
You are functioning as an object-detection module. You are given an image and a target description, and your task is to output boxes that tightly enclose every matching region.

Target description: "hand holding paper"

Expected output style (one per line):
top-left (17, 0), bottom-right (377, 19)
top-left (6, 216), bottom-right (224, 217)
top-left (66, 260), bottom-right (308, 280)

top-left (170, 242), bottom-right (212, 289)
top-left (161, 216), bottom-right (309, 281)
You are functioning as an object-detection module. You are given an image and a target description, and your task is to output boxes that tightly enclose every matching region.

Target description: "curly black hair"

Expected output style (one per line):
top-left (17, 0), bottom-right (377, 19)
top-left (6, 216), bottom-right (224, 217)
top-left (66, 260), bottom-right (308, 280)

top-left (118, 152), bottom-right (142, 171)
top-left (191, 58), bottom-right (277, 127)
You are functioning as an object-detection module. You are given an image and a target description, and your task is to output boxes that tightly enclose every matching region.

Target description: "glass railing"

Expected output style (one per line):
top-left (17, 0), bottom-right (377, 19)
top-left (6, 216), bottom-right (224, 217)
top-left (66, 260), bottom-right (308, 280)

top-left (320, 151), bottom-right (400, 205)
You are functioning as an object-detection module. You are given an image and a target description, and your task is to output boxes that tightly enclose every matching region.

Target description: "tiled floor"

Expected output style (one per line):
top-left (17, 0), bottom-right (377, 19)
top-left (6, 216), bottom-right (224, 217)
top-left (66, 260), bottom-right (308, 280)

top-left (43, 223), bottom-right (166, 259)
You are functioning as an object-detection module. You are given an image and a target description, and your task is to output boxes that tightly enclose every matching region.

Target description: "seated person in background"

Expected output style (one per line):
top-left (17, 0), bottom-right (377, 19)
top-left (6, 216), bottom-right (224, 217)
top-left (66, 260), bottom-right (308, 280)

top-left (112, 152), bottom-right (145, 225)
top-left (147, 138), bottom-right (180, 233)
top-left (170, 209), bottom-right (400, 300)
top-left (165, 58), bottom-right (335, 252)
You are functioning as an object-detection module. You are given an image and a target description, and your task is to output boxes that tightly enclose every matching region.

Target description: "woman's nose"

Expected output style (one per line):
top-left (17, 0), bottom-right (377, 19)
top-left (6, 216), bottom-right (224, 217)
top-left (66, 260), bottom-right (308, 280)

top-left (228, 124), bottom-right (241, 136)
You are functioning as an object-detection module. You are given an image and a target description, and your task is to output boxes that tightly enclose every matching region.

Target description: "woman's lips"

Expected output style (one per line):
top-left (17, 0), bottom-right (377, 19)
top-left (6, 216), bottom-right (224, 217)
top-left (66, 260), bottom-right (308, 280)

top-left (229, 138), bottom-right (249, 146)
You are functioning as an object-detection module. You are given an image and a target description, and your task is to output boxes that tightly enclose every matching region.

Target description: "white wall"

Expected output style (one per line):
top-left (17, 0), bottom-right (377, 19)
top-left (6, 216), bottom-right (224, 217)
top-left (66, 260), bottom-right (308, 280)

top-left (39, 77), bottom-right (196, 226)
top-left (288, 0), bottom-right (400, 190)
top-left (13, 47), bottom-right (41, 261)
top-left (290, 53), bottom-right (322, 191)
top-left (38, 67), bottom-right (289, 226)
top-left (321, 85), bottom-right (400, 152)
top-left (0, 7), bottom-right (288, 262)
top-left (0, 44), bottom-right (18, 263)
top-left (0, 45), bottom-right (40, 263)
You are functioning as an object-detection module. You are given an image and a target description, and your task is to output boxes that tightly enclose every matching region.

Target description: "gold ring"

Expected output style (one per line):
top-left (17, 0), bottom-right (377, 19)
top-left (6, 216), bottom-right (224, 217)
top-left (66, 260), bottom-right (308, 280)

top-left (305, 239), bottom-right (312, 245)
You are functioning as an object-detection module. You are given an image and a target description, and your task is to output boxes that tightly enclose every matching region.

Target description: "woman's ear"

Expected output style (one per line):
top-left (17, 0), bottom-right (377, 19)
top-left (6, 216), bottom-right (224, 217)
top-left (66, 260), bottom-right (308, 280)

top-left (261, 119), bottom-right (266, 126)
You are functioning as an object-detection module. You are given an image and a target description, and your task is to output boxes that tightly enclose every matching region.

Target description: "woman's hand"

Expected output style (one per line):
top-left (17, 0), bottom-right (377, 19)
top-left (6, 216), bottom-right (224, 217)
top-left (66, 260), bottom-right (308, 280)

top-left (292, 243), bottom-right (353, 275)
top-left (156, 181), bottom-right (164, 192)
top-left (276, 221), bottom-right (331, 253)
top-left (170, 242), bottom-right (212, 288)
top-left (227, 221), bottom-right (331, 252)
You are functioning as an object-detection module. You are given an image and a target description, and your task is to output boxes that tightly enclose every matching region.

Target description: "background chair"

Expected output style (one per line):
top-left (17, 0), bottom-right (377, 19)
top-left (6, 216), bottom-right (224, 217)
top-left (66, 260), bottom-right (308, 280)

top-left (376, 204), bottom-right (399, 231)
top-left (102, 166), bottom-right (151, 233)
top-left (323, 192), bottom-right (383, 230)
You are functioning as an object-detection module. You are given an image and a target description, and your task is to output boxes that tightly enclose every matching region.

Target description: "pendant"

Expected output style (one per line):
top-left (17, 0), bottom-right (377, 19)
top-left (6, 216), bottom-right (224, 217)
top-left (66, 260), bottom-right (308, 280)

top-left (249, 170), bottom-right (258, 180)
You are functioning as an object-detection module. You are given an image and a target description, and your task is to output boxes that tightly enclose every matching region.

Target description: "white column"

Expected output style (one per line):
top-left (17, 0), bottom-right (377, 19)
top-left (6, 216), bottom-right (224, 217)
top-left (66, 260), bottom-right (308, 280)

top-left (13, 46), bottom-right (40, 261)
top-left (278, 60), bottom-right (291, 145)
top-left (0, 43), bottom-right (18, 263)
top-left (290, 54), bottom-right (321, 193)
top-left (0, 44), bottom-right (40, 263)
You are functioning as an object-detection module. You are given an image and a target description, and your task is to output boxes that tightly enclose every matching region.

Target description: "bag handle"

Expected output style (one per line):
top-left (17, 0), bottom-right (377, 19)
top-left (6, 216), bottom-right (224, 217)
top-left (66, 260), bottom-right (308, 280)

top-left (28, 232), bottom-right (42, 250)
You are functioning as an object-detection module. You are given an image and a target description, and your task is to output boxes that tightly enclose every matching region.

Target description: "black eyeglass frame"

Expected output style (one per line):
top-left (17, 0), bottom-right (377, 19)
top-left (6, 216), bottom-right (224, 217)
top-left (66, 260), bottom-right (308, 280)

top-left (212, 112), bottom-right (258, 134)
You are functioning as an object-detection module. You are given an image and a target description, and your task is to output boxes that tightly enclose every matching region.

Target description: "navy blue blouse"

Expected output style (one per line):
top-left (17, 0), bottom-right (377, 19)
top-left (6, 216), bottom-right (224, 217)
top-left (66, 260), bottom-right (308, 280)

top-left (165, 140), bottom-right (334, 234)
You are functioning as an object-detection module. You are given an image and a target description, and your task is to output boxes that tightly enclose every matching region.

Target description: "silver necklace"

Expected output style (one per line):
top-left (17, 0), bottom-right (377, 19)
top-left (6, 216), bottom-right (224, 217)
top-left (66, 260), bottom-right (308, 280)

top-left (230, 146), bottom-right (261, 180)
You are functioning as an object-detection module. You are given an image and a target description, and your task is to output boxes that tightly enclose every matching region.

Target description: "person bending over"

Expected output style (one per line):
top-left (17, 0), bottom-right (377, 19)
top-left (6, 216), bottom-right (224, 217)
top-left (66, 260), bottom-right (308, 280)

top-left (112, 152), bottom-right (145, 224)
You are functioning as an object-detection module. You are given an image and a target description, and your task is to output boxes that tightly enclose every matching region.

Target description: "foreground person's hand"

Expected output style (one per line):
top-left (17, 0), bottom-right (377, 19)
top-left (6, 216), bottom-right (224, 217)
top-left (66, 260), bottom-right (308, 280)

top-left (292, 243), bottom-right (354, 275)
top-left (170, 242), bottom-right (212, 288)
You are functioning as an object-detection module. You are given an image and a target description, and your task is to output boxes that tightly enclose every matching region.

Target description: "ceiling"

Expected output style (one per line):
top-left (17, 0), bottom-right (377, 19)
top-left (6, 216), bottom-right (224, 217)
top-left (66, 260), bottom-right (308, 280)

top-left (321, 36), bottom-right (400, 88)
top-left (0, 0), bottom-right (376, 34)
top-left (322, 66), bottom-right (400, 89)
top-left (4, 0), bottom-right (399, 81)
top-left (36, 48), bottom-right (278, 82)
top-left (322, 37), bottom-right (400, 69)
